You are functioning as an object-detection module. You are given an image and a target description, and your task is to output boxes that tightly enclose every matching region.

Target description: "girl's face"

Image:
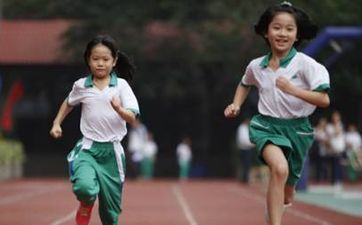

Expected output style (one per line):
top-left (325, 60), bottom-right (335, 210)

top-left (265, 12), bottom-right (297, 56)
top-left (88, 44), bottom-right (117, 79)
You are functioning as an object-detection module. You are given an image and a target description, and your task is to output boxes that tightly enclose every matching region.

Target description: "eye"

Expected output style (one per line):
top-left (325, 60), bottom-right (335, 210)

top-left (287, 27), bottom-right (295, 32)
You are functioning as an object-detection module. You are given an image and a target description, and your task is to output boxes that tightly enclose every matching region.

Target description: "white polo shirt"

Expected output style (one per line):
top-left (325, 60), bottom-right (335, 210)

top-left (67, 73), bottom-right (139, 142)
top-left (241, 48), bottom-right (330, 118)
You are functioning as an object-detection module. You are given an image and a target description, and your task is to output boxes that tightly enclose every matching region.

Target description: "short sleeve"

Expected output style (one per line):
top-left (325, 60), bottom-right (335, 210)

top-left (119, 79), bottom-right (140, 116)
top-left (302, 57), bottom-right (330, 92)
top-left (67, 79), bottom-right (85, 106)
top-left (240, 63), bottom-right (256, 87)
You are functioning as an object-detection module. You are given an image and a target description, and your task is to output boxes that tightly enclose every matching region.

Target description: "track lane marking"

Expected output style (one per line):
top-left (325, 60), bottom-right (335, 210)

top-left (228, 186), bottom-right (332, 225)
top-left (49, 210), bottom-right (76, 225)
top-left (0, 186), bottom-right (65, 206)
top-left (172, 185), bottom-right (198, 225)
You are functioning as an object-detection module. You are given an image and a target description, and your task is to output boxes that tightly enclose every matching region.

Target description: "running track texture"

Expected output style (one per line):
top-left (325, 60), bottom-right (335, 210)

top-left (0, 179), bottom-right (361, 225)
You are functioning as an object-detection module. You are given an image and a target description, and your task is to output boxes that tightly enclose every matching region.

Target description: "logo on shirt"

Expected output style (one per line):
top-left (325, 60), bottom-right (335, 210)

top-left (291, 73), bottom-right (298, 79)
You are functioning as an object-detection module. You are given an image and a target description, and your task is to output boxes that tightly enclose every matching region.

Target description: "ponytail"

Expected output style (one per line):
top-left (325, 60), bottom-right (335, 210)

top-left (115, 51), bottom-right (136, 82)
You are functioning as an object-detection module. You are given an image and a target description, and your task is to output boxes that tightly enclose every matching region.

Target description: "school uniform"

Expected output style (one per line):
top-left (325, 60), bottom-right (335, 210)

top-left (176, 143), bottom-right (192, 179)
top-left (67, 73), bottom-right (139, 225)
top-left (240, 48), bottom-right (330, 185)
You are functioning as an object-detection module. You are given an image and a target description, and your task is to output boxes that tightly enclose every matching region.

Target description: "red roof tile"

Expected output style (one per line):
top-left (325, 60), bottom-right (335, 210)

top-left (0, 20), bottom-right (72, 64)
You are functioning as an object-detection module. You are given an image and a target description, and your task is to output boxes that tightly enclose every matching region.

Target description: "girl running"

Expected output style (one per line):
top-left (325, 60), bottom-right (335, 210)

top-left (50, 34), bottom-right (139, 225)
top-left (224, 2), bottom-right (330, 225)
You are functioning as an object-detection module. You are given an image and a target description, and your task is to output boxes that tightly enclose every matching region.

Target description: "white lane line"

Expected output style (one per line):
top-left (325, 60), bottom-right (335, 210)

top-left (172, 185), bottom-right (198, 225)
top-left (0, 186), bottom-right (64, 206)
top-left (287, 208), bottom-right (332, 225)
top-left (228, 186), bottom-right (332, 225)
top-left (49, 210), bottom-right (76, 225)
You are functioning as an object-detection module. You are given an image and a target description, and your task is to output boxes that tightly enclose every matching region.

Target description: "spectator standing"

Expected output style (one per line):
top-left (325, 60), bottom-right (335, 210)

top-left (128, 119), bottom-right (147, 178)
top-left (176, 137), bottom-right (192, 180)
top-left (314, 117), bottom-right (329, 182)
top-left (236, 118), bottom-right (255, 184)
top-left (345, 123), bottom-right (362, 180)
top-left (141, 131), bottom-right (158, 179)
top-left (326, 111), bottom-right (346, 188)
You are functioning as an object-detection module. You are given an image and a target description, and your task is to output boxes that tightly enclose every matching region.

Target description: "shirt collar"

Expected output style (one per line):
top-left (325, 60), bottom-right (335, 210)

top-left (84, 72), bottom-right (118, 88)
top-left (259, 47), bottom-right (297, 68)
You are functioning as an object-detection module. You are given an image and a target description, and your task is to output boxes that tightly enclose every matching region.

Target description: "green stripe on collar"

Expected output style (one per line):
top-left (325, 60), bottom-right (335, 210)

top-left (259, 48), bottom-right (297, 68)
top-left (109, 73), bottom-right (118, 87)
top-left (84, 75), bottom-right (93, 87)
top-left (84, 73), bottom-right (118, 88)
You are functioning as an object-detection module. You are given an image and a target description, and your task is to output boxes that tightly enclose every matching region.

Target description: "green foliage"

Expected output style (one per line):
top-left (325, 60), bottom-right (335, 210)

top-left (3, 0), bottom-right (362, 160)
top-left (0, 139), bottom-right (25, 165)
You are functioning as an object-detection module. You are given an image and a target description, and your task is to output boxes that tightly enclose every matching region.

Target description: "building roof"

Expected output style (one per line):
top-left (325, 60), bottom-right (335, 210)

top-left (0, 20), bottom-right (72, 64)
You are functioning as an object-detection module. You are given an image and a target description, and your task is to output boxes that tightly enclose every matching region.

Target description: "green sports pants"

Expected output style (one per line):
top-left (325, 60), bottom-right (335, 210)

top-left (68, 139), bottom-right (126, 225)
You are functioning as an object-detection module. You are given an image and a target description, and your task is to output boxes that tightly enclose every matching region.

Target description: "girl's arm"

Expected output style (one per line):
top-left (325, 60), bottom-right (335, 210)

top-left (276, 76), bottom-right (330, 107)
top-left (224, 85), bottom-right (250, 118)
top-left (111, 96), bottom-right (137, 124)
top-left (50, 98), bottom-right (74, 139)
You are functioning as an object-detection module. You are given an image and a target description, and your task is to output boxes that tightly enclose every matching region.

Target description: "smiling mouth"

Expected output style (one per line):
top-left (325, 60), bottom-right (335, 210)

top-left (276, 39), bottom-right (287, 43)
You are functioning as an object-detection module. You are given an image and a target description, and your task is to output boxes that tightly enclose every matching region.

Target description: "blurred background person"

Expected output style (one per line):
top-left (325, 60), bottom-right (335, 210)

top-left (345, 123), bottom-right (362, 181)
top-left (326, 110), bottom-right (346, 189)
top-left (236, 118), bottom-right (255, 184)
top-left (176, 136), bottom-right (192, 180)
top-left (314, 117), bottom-right (330, 183)
top-left (141, 131), bottom-right (158, 180)
top-left (127, 119), bottom-right (147, 179)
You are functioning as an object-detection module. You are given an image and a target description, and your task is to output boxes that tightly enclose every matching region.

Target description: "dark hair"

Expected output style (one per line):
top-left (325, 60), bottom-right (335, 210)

top-left (83, 34), bottom-right (135, 81)
top-left (254, 1), bottom-right (318, 47)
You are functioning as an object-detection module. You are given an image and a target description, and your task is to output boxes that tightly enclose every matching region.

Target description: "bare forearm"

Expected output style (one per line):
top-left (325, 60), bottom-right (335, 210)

top-left (114, 107), bottom-right (137, 124)
top-left (233, 85), bottom-right (250, 108)
top-left (224, 85), bottom-right (250, 118)
top-left (53, 99), bottom-right (74, 125)
top-left (293, 88), bottom-right (330, 108)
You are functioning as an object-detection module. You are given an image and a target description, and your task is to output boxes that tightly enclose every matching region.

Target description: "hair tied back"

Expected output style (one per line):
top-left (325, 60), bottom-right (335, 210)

top-left (280, 1), bottom-right (292, 7)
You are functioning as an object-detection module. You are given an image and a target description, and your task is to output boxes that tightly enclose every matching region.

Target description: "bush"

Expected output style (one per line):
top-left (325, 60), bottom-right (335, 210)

top-left (0, 139), bottom-right (25, 180)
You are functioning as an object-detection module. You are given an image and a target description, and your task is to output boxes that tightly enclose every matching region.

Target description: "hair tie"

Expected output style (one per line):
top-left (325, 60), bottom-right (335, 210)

top-left (280, 1), bottom-right (292, 7)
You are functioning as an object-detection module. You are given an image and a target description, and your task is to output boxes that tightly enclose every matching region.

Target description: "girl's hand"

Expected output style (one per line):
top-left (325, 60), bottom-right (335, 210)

top-left (111, 95), bottom-right (122, 112)
top-left (111, 95), bottom-right (136, 124)
top-left (50, 124), bottom-right (62, 139)
top-left (276, 76), bottom-right (296, 95)
top-left (224, 103), bottom-right (240, 118)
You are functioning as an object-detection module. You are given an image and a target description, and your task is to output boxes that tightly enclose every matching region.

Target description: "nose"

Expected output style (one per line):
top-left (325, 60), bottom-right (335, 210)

top-left (97, 60), bottom-right (105, 67)
top-left (279, 28), bottom-right (287, 36)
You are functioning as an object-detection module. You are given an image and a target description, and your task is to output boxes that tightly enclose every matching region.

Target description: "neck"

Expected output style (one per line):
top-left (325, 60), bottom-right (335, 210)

top-left (271, 49), bottom-right (289, 60)
top-left (93, 75), bottom-right (110, 90)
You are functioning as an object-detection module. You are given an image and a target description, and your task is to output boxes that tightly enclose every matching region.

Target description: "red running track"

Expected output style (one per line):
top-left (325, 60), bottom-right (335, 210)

top-left (0, 179), bottom-right (361, 225)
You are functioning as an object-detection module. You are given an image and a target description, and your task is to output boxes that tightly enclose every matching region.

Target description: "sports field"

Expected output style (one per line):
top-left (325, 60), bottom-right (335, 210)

top-left (0, 179), bottom-right (361, 225)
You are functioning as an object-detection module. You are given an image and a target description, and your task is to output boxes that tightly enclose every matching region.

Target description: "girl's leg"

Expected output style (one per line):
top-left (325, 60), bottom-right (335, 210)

top-left (263, 144), bottom-right (289, 225)
top-left (284, 185), bottom-right (295, 205)
top-left (72, 163), bottom-right (99, 205)
top-left (71, 161), bottom-right (99, 225)
top-left (97, 143), bottom-right (126, 225)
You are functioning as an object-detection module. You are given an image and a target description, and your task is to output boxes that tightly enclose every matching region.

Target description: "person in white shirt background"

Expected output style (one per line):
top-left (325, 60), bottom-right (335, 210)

top-left (176, 136), bottom-right (192, 180)
top-left (128, 119), bottom-right (148, 179)
top-left (345, 123), bottom-right (362, 180)
top-left (326, 110), bottom-right (345, 188)
top-left (236, 118), bottom-right (255, 184)
top-left (141, 131), bottom-right (158, 179)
